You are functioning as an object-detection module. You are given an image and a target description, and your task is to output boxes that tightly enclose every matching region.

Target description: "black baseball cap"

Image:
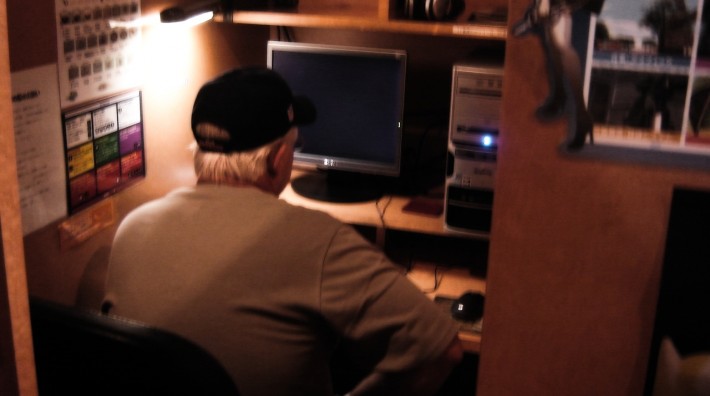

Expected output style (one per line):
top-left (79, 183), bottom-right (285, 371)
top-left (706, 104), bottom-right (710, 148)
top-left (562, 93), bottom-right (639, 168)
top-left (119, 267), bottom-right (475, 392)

top-left (191, 67), bottom-right (316, 153)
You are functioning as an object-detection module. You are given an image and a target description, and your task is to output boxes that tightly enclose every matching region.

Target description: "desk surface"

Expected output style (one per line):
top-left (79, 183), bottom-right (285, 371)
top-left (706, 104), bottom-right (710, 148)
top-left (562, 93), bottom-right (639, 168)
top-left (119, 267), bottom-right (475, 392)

top-left (279, 173), bottom-right (489, 239)
top-left (407, 262), bottom-right (484, 353)
top-left (281, 173), bottom-right (485, 353)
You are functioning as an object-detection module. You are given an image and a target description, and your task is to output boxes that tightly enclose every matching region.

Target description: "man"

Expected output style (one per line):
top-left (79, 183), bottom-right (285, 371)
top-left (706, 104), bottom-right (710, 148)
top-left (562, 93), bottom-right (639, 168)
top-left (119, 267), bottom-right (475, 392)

top-left (102, 67), bottom-right (462, 396)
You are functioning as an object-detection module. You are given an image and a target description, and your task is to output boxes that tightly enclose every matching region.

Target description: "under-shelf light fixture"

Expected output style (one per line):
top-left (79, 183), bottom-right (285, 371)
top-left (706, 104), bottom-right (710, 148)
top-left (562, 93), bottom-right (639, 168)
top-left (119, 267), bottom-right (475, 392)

top-left (108, 0), bottom-right (233, 29)
top-left (160, 0), bottom-right (233, 25)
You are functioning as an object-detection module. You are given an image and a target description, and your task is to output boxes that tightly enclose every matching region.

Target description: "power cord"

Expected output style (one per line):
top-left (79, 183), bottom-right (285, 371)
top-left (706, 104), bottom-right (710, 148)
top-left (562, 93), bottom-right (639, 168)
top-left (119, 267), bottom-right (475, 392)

top-left (403, 237), bottom-right (444, 294)
top-left (419, 265), bottom-right (445, 294)
top-left (375, 195), bottom-right (393, 230)
top-left (277, 25), bottom-right (294, 42)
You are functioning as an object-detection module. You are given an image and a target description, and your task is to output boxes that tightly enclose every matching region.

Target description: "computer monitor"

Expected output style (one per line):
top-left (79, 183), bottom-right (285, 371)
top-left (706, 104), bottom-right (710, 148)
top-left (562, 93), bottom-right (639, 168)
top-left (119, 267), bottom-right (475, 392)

top-left (267, 41), bottom-right (407, 202)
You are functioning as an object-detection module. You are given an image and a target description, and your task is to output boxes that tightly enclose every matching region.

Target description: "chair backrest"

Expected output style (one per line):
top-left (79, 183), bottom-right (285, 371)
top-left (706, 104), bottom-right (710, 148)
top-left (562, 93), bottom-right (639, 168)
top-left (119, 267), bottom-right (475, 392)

top-left (30, 297), bottom-right (239, 396)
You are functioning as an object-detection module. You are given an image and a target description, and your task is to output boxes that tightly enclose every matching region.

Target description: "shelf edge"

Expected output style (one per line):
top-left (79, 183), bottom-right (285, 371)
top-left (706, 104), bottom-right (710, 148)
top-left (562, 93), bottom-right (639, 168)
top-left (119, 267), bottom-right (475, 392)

top-left (219, 11), bottom-right (508, 40)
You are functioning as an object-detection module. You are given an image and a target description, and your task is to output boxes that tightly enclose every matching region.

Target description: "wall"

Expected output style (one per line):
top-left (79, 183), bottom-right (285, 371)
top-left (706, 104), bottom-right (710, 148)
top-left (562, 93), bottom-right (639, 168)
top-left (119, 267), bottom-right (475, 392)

top-left (478, 0), bottom-right (710, 395)
top-left (8, 0), bottom-right (269, 307)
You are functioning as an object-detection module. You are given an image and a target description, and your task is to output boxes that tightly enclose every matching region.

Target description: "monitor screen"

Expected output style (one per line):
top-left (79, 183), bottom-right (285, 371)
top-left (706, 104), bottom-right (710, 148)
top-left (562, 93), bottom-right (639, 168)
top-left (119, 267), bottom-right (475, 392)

top-left (267, 41), bottom-right (407, 202)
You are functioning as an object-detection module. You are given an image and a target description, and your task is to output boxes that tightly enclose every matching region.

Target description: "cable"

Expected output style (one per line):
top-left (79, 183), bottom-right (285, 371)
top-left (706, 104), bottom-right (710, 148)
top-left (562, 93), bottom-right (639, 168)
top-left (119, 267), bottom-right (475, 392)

top-left (375, 195), bottom-right (393, 230)
top-left (373, 195), bottom-right (393, 251)
top-left (419, 265), bottom-right (445, 294)
top-left (277, 25), bottom-right (294, 42)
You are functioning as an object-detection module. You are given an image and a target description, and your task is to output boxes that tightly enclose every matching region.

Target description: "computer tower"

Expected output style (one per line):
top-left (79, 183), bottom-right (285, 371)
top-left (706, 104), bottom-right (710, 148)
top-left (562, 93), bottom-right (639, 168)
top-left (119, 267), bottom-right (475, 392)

top-left (444, 60), bottom-right (503, 234)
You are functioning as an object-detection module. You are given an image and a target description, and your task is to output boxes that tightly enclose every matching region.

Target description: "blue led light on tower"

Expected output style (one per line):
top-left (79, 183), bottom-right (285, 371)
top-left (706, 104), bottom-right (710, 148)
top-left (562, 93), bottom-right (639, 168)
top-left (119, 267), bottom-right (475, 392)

top-left (481, 134), bottom-right (494, 148)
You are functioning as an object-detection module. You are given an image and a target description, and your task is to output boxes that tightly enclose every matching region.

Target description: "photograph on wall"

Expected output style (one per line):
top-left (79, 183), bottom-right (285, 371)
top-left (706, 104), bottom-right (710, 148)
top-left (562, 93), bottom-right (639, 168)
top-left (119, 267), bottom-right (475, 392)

top-left (62, 90), bottom-right (145, 214)
top-left (582, 0), bottom-right (710, 156)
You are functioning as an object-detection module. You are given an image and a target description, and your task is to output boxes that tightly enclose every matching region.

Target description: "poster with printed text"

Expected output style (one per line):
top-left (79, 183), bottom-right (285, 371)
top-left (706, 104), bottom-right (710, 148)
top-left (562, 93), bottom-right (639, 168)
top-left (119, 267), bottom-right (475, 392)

top-left (62, 90), bottom-right (145, 214)
top-left (11, 64), bottom-right (68, 235)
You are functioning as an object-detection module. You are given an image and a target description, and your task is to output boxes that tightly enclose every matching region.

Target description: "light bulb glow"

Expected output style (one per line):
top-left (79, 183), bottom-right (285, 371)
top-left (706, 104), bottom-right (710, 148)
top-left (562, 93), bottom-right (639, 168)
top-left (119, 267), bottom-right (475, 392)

top-left (177, 11), bottom-right (214, 27)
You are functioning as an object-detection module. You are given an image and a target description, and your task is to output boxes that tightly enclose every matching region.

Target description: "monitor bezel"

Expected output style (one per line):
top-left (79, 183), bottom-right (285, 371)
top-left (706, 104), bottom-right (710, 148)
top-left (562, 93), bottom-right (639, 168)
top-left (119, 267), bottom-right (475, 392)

top-left (267, 40), bottom-right (407, 178)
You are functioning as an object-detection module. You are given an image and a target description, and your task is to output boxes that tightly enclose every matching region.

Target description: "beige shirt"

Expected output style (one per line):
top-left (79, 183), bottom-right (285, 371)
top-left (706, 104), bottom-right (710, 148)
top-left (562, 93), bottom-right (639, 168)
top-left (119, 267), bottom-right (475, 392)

top-left (103, 185), bottom-right (459, 396)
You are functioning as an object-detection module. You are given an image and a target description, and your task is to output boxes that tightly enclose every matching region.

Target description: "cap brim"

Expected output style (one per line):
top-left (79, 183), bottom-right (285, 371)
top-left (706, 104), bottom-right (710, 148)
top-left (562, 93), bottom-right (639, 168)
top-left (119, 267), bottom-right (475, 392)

top-left (292, 96), bottom-right (316, 126)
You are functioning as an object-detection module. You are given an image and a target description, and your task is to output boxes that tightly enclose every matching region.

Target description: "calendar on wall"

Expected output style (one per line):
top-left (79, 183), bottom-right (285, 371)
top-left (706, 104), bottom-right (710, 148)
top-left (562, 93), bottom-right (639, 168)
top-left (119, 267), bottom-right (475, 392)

top-left (55, 0), bottom-right (143, 109)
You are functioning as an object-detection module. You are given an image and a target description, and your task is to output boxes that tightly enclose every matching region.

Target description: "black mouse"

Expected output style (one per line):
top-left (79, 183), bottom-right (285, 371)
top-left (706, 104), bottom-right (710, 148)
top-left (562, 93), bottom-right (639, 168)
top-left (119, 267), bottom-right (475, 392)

top-left (450, 291), bottom-right (485, 322)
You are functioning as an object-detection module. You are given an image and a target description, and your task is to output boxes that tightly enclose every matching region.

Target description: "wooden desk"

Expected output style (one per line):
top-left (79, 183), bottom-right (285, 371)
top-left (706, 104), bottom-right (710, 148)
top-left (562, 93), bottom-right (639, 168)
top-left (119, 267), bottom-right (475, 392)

top-left (280, 174), bottom-right (490, 239)
top-left (407, 262), bottom-right (485, 353)
top-left (280, 174), bottom-right (486, 353)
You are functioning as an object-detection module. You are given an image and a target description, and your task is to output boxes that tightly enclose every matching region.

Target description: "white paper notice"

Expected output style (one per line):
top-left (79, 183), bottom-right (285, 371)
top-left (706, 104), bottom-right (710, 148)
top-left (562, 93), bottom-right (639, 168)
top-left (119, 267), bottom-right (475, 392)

top-left (64, 112), bottom-right (93, 148)
top-left (117, 95), bottom-right (141, 129)
top-left (92, 104), bottom-right (118, 138)
top-left (12, 64), bottom-right (68, 235)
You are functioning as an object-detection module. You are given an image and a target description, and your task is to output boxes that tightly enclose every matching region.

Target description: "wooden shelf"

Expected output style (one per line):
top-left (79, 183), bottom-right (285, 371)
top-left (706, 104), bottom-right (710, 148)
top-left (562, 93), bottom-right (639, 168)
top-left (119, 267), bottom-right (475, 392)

top-left (222, 10), bottom-right (508, 40)
top-left (219, 0), bottom-right (508, 41)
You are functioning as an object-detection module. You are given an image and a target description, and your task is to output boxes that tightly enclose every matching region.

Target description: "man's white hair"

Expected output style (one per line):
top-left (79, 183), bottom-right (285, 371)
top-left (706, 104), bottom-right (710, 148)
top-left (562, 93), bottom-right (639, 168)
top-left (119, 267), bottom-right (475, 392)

top-left (193, 127), bottom-right (297, 184)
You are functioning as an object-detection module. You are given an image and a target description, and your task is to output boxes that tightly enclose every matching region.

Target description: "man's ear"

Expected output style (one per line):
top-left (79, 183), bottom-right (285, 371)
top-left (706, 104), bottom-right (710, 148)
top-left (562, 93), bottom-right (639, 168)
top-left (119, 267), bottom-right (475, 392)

top-left (267, 142), bottom-right (288, 177)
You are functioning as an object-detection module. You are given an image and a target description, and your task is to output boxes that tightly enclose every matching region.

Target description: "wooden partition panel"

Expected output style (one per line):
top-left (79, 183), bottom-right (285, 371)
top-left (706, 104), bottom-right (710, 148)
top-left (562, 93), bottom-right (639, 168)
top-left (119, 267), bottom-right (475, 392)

top-left (478, 1), bottom-right (710, 395)
top-left (1, 0), bottom-right (38, 393)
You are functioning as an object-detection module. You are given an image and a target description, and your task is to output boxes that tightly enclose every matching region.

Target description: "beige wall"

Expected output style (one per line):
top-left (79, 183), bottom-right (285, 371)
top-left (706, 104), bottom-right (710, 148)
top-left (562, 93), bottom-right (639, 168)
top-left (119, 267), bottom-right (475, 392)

top-left (478, 1), bottom-right (710, 395)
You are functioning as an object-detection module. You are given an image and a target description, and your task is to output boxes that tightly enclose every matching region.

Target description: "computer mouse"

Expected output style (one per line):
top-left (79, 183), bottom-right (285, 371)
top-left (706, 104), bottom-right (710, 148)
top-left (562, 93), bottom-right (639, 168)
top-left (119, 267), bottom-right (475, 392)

top-left (450, 291), bottom-right (485, 322)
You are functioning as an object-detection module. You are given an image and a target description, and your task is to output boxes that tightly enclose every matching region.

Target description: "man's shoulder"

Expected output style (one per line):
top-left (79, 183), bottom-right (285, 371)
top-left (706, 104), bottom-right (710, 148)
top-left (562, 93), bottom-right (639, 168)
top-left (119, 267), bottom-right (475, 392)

top-left (124, 185), bottom-right (345, 230)
top-left (277, 197), bottom-right (344, 227)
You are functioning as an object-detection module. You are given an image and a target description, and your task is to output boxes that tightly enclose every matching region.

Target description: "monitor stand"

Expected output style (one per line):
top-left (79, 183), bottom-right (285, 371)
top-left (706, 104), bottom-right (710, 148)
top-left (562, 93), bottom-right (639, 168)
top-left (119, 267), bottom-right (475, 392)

top-left (290, 170), bottom-right (384, 203)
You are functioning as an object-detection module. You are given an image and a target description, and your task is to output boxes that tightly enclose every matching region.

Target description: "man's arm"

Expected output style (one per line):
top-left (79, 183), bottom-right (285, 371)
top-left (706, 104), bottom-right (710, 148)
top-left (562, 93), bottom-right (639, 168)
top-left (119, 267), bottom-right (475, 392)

top-left (347, 336), bottom-right (464, 396)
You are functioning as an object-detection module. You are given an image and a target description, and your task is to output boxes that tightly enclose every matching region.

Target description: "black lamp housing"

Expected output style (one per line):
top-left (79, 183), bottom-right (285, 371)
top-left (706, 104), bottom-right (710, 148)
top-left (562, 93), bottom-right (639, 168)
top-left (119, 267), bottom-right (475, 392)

top-left (160, 0), bottom-right (234, 23)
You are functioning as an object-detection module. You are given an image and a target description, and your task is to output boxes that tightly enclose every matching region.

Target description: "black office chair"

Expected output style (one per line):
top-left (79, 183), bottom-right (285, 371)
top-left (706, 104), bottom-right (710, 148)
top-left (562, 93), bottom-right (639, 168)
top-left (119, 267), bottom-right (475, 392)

top-left (29, 297), bottom-right (239, 396)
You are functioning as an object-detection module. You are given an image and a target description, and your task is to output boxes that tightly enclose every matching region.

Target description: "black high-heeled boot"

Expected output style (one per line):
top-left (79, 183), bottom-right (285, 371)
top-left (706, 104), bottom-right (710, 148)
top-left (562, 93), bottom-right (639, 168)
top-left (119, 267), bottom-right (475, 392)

top-left (557, 28), bottom-right (594, 151)
top-left (565, 107), bottom-right (594, 150)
